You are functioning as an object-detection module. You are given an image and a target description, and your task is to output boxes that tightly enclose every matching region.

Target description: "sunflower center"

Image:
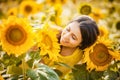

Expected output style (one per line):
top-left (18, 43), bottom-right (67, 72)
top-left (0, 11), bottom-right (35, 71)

top-left (42, 33), bottom-right (52, 49)
top-left (51, 0), bottom-right (56, 3)
top-left (25, 5), bottom-right (32, 13)
top-left (98, 52), bottom-right (106, 58)
top-left (10, 12), bottom-right (14, 15)
top-left (6, 25), bottom-right (27, 45)
top-left (80, 5), bottom-right (91, 15)
top-left (94, 13), bottom-right (100, 17)
top-left (116, 21), bottom-right (120, 30)
top-left (50, 15), bottom-right (55, 21)
top-left (90, 43), bottom-right (112, 66)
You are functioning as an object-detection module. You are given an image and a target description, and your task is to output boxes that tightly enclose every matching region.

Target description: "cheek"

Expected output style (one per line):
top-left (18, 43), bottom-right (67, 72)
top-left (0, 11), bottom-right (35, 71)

top-left (70, 40), bottom-right (81, 46)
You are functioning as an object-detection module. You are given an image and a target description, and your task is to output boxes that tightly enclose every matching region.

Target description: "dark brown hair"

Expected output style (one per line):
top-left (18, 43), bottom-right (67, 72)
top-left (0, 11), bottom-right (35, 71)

top-left (57, 15), bottom-right (99, 50)
top-left (71, 15), bottom-right (100, 50)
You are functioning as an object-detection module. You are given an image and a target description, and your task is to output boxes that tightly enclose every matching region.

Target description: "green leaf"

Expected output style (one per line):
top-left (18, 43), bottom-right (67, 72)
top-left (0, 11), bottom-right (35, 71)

top-left (38, 71), bottom-right (48, 80)
top-left (72, 64), bottom-right (90, 80)
top-left (90, 70), bottom-right (104, 80)
top-left (54, 69), bottom-right (63, 76)
top-left (8, 75), bottom-right (21, 80)
top-left (0, 45), bottom-right (2, 51)
top-left (1, 53), bottom-right (22, 66)
top-left (27, 59), bottom-right (34, 68)
top-left (7, 65), bottom-right (22, 75)
top-left (0, 64), bottom-right (4, 70)
top-left (104, 69), bottom-right (119, 80)
top-left (36, 63), bottom-right (60, 80)
top-left (28, 50), bottom-right (41, 60)
top-left (27, 63), bottom-right (59, 80)
top-left (26, 51), bottom-right (41, 68)
top-left (27, 69), bottom-right (39, 80)
top-left (54, 62), bottom-right (74, 69)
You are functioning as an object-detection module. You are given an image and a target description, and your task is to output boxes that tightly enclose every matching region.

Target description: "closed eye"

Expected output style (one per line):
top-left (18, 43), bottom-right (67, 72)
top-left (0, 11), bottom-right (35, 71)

top-left (66, 27), bottom-right (70, 31)
top-left (72, 35), bottom-right (77, 40)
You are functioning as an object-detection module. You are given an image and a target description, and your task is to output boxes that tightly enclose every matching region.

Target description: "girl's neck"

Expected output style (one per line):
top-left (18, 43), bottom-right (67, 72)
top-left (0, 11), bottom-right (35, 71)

top-left (60, 46), bottom-right (77, 56)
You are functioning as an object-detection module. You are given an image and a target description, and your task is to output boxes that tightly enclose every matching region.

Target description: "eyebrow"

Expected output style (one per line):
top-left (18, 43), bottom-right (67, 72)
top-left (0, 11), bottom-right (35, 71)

top-left (69, 26), bottom-right (78, 40)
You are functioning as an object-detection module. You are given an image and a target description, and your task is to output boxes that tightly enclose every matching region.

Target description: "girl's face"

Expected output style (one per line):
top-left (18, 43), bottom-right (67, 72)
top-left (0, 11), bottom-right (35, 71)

top-left (60, 21), bottom-right (82, 48)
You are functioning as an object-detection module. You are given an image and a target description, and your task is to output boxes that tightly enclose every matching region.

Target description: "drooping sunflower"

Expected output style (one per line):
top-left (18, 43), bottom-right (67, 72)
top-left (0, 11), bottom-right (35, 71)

top-left (78, 3), bottom-right (92, 15)
top-left (7, 7), bottom-right (18, 16)
top-left (37, 23), bottom-right (60, 61)
top-left (83, 37), bottom-right (120, 71)
top-left (1, 16), bottom-right (35, 56)
top-left (19, 1), bottom-right (39, 17)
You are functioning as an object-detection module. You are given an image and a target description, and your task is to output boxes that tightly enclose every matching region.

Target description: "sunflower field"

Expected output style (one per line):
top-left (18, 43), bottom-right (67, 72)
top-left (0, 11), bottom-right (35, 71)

top-left (0, 0), bottom-right (120, 80)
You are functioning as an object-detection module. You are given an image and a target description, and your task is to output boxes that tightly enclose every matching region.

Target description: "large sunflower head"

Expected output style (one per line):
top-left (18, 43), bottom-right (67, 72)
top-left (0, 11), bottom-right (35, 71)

top-left (37, 23), bottom-right (60, 61)
top-left (78, 3), bottom-right (92, 15)
top-left (19, 1), bottom-right (39, 17)
top-left (1, 16), bottom-right (35, 56)
top-left (7, 7), bottom-right (18, 16)
top-left (82, 37), bottom-right (118, 71)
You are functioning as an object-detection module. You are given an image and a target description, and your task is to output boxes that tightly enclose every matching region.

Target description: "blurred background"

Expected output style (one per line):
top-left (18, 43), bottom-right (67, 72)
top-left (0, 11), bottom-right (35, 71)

top-left (0, 0), bottom-right (120, 80)
top-left (0, 0), bottom-right (120, 43)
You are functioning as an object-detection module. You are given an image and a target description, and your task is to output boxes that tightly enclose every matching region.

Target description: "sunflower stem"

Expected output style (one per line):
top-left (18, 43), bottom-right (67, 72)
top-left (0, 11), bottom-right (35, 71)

top-left (22, 57), bottom-right (26, 80)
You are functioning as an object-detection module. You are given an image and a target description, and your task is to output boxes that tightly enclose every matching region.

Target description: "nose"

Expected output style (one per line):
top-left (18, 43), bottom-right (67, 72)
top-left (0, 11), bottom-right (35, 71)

top-left (63, 32), bottom-right (70, 41)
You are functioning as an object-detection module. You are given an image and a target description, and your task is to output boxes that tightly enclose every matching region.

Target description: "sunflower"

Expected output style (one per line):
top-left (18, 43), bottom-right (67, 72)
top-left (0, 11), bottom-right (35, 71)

top-left (37, 23), bottom-right (60, 61)
top-left (0, 74), bottom-right (4, 80)
top-left (1, 16), bottom-right (35, 56)
top-left (89, 8), bottom-right (105, 22)
top-left (48, 4), bottom-right (62, 25)
top-left (46, 0), bottom-right (60, 5)
top-left (54, 3), bottom-right (62, 16)
top-left (7, 7), bottom-right (18, 16)
top-left (78, 3), bottom-right (92, 15)
top-left (19, 1), bottom-right (39, 17)
top-left (98, 26), bottom-right (109, 38)
top-left (59, 0), bottom-right (67, 4)
top-left (0, 23), bottom-right (3, 45)
top-left (46, 0), bottom-right (67, 5)
top-left (83, 37), bottom-right (120, 71)
top-left (113, 20), bottom-right (120, 31)
top-left (50, 14), bottom-right (62, 26)
top-left (0, 24), bottom-right (2, 42)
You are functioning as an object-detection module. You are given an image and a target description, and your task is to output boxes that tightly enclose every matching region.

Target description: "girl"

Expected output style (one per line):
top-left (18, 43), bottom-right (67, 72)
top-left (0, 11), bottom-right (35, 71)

top-left (42, 15), bottom-right (100, 77)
